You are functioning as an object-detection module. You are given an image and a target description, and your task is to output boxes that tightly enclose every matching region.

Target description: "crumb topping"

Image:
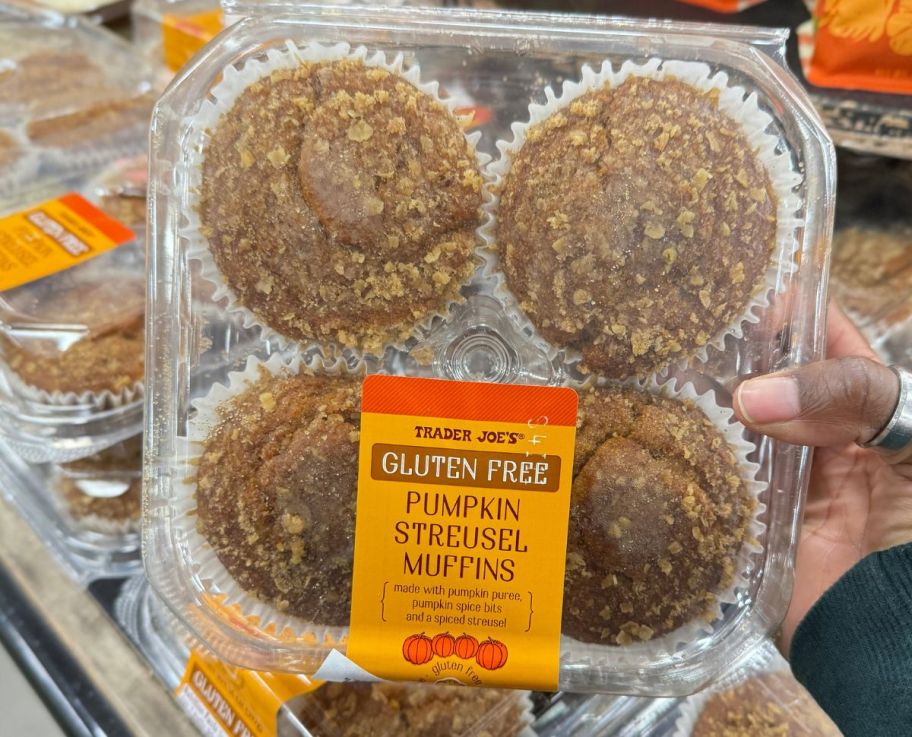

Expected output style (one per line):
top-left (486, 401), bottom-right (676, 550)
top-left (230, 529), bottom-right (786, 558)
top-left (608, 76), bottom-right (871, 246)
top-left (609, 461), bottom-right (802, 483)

top-left (497, 76), bottom-right (778, 377)
top-left (299, 683), bottom-right (527, 737)
top-left (563, 386), bottom-right (754, 645)
top-left (692, 672), bottom-right (843, 736)
top-left (199, 59), bottom-right (482, 353)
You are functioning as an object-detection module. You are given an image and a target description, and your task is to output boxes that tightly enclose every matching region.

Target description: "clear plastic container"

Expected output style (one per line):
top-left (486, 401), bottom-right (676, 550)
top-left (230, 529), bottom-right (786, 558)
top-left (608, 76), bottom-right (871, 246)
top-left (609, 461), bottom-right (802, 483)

top-left (0, 154), bottom-right (148, 463)
top-left (145, 5), bottom-right (836, 693)
top-left (0, 436), bottom-right (141, 581)
top-left (115, 575), bottom-right (536, 737)
top-left (0, 8), bottom-right (156, 199)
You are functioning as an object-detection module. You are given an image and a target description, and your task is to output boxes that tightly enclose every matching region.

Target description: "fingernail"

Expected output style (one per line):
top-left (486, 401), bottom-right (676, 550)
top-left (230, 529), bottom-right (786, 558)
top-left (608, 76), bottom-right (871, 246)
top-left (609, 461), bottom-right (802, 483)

top-left (736, 375), bottom-right (801, 425)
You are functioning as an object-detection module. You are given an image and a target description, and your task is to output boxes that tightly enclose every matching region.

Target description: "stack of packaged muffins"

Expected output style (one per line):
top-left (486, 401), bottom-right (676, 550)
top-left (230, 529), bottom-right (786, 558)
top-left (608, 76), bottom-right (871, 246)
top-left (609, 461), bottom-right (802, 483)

top-left (143, 3), bottom-right (835, 696)
top-left (0, 8), bottom-right (156, 578)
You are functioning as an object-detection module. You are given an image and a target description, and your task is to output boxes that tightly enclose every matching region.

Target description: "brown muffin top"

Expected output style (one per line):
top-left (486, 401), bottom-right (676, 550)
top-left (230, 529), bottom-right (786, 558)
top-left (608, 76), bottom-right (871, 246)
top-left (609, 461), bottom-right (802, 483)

top-left (1, 279), bottom-right (145, 395)
top-left (0, 130), bottom-right (21, 169)
top-left (298, 683), bottom-right (526, 737)
top-left (830, 225), bottom-right (912, 323)
top-left (195, 371), bottom-right (360, 625)
top-left (692, 672), bottom-right (843, 737)
top-left (198, 58), bottom-right (482, 354)
top-left (563, 385), bottom-right (754, 646)
top-left (26, 91), bottom-right (153, 150)
top-left (497, 75), bottom-right (778, 378)
top-left (0, 49), bottom-right (106, 105)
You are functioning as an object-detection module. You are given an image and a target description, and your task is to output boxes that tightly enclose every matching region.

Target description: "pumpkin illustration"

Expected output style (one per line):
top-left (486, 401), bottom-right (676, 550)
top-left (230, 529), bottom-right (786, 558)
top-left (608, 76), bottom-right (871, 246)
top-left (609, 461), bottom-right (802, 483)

top-left (475, 638), bottom-right (508, 670)
top-left (402, 633), bottom-right (434, 665)
top-left (454, 633), bottom-right (478, 660)
top-left (432, 632), bottom-right (456, 658)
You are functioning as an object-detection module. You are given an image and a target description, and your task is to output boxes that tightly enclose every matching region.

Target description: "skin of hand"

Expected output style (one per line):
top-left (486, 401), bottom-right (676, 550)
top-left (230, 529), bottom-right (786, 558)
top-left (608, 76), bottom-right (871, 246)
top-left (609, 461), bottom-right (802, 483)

top-left (732, 302), bottom-right (912, 653)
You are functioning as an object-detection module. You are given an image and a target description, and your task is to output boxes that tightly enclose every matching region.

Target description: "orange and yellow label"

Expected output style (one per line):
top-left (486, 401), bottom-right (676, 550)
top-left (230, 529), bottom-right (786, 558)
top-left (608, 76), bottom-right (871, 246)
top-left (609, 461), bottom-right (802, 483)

top-left (347, 376), bottom-right (577, 691)
top-left (162, 9), bottom-right (223, 72)
top-left (802, 0), bottom-right (912, 94)
top-left (0, 193), bottom-right (134, 292)
top-left (177, 649), bottom-right (320, 737)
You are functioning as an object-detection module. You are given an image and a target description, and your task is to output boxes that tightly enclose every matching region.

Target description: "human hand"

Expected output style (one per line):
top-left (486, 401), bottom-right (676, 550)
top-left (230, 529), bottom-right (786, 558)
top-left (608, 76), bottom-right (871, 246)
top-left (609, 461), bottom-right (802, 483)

top-left (732, 302), bottom-right (912, 652)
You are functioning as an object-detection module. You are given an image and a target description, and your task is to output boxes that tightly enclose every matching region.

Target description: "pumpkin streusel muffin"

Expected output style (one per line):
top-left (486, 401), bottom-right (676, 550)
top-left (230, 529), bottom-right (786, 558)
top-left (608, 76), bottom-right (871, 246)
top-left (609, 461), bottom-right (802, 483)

top-left (691, 672), bottom-right (842, 737)
top-left (0, 278), bottom-right (145, 397)
top-left (563, 385), bottom-right (754, 646)
top-left (198, 57), bottom-right (483, 354)
top-left (297, 683), bottom-right (527, 737)
top-left (0, 49), bottom-right (106, 105)
top-left (195, 372), bottom-right (360, 624)
top-left (497, 75), bottom-right (778, 377)
top-left (830, 225), bottom-right (912, 324)
top-left (25, 90), bottom-right (153, 150)
top-left (58, 436), bottom-right (143, 525)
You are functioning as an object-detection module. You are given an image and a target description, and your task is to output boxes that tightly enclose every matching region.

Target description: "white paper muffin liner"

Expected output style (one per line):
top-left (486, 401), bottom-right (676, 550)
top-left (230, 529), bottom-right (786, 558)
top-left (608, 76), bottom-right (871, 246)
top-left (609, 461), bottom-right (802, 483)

top-left (558, 373), bottom-right (766, 669)
top-left (0, 124), bottom-right (40, 198)
top-left (174, 351), bottom-right (360, 648)
top-left (181, 41), bottom-right (490, 365)
top-left (481, 57), bottom-right (804, 380)
top-left (671, 641), bottom-right (791, 736)
top-left (2, 363), bottom-right (143, 410)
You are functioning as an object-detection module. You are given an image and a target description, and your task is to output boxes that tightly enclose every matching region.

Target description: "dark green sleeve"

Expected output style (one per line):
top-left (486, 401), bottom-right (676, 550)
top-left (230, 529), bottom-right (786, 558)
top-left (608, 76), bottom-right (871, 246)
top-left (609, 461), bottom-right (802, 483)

top-left (790, 543), bottom-right (912, 737)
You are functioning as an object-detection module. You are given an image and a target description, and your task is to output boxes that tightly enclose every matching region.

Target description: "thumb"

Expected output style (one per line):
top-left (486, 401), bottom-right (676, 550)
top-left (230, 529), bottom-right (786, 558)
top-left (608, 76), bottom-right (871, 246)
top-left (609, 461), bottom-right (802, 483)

top-left (733, 357), bottom-right (899, 448)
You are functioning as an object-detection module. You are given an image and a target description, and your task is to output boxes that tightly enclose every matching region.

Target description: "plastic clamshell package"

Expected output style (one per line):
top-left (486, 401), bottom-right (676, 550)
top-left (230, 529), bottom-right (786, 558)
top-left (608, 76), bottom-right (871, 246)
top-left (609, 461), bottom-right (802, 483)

top-left (144, 5), bottom-right (836, 694)
top-left (0, 9), bottom-right (156, 196)
top-left (0, 9), bottom-right (155, 463)
top-left (115, 576), bottom-right (537, 737)
top-left (0, 157), bottom-right (148, 464)
top-left (0, 437), bottom-right (141, 581)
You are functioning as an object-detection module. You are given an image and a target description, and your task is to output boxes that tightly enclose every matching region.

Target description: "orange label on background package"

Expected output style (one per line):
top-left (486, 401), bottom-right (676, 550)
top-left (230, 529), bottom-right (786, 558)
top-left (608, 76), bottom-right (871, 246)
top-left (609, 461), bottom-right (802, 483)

top-left (803, 0), bottom-right (912, 94)
top-left (177, 649), bottom-right (320, 737)
top-left (672, 0), bottom-right (767, 13)
top-left (347, 376), bottom-right (577, 691)
top-left (162, 9), bottom-right (223, 72)
top-left (0, 193), bottom-right (134, 292)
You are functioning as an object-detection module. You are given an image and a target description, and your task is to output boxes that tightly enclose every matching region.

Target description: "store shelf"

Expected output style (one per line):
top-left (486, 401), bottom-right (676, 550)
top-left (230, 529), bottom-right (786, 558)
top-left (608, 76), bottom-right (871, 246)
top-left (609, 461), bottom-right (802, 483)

top-left (0, 498), bottom-right (197, 737)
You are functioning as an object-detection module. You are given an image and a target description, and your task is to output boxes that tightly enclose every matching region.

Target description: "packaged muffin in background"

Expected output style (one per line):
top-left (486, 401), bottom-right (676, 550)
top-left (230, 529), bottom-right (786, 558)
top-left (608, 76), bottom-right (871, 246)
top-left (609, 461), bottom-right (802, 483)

top-left (113, 575), bottom-right (536, 737)
top-left (829, 150), bottom-right (912, 363)
top-left (55, 434), bottom-right (142, 535)
top-left (0, 433), bottom-right (143, 581)
top-left (0, 147), bottom-right (149, 463)
top-left (145, 4), bottom-right (835, 695)
top-left (673, 640), bottom-right (842, 736)
top-left (0, 9), bottom-right (156, 194)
